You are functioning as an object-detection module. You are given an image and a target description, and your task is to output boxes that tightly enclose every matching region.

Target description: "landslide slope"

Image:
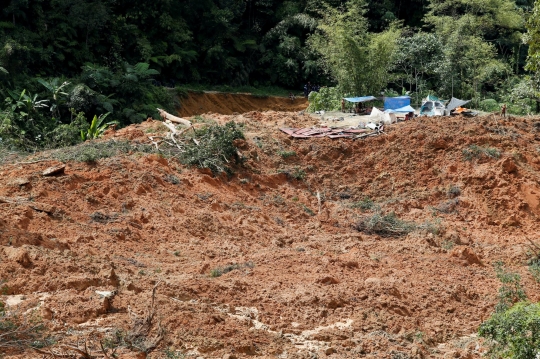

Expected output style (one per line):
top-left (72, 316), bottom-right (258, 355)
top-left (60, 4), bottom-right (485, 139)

top-left (1, 113), bottom-right (540, 358)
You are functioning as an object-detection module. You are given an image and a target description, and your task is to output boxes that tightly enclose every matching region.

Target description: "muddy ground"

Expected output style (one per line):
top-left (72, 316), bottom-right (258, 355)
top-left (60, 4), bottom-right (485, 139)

top-left (1, 100), bottom-right (540, 358)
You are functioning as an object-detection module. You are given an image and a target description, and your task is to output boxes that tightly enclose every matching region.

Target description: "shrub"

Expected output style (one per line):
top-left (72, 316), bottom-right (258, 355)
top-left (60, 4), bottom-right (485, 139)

top-left (529, 260), bottom-right (540, 283)
top-left (181, 121), bottom-right (244, 174)
top-left (447, 185), bottom-right (461, 198)
top-left (354, 211), bottom-right (416, 237)
top-left (494, 262), bottom-right (527, 313)
top-left (479, 302), bottom-right (540, 359)
top-left (210, 262), bottom-right (254, 277)
top-left (278, 150), bottom-right (296, 158)
top-left (479, 99), bottom-right (500, 112)
top-left (307, 86), bottom-right (342, 112)
top-left (351, 197), bottom-right (375, 211)
top-left (462, 144), bottom-right (501, 161)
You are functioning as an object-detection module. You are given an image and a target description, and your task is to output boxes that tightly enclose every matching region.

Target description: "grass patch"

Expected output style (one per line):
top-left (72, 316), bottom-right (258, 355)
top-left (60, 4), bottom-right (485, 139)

top-left (350, 197), bottom-right (375, 211)
top-left (0, 143), bottom-right (25, 165)
top-left (278, 150), bottom-right (296, 158)
top-left (354, 211), bottom-right (416, 237)
top-left (49, 140), bottom-right (153, 163)
top-left (210, 262), bottom-right (254, 278)
top-left (462, 144), bottom-right (501, 161)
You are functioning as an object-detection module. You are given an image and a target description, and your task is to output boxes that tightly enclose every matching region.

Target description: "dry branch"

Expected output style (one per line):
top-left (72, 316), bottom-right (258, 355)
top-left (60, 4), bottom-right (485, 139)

top-left (157, 108), bottom-right (191, 127)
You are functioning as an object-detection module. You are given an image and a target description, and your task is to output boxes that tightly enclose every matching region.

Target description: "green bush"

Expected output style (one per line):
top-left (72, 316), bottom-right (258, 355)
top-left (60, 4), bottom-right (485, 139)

top-left (181, 121), bottom-right (245, 174)
top-left (479, 302), bottom-right (540, 359)
top-left (307, 86), bottom-right (342, 112)
top-left (351, 197), bottom-right (375, 211)
top-left (494, 262), bottom-right (527, 313)
top-left (479, 99), bottom-right (500, 112)
top-left (462, 144), bottom-right (501, 161)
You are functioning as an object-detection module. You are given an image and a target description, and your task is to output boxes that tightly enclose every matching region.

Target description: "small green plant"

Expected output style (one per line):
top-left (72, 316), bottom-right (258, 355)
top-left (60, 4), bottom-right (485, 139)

top-left (138, 270), bottom-right (146, 276)
top-left (462, 144), bottom-right (501, 161)
top-left (164, 347), bottom-right (185, 358)
top-left (292, 197), bottom-right (299, 202)
top-left (209, 262), bottom-right (254, 278)
top-left (351, 197), bottom-right (375, 211)
top-left (354, 210), bottom-right (416, 237)
top-left (529, 260), bottom-right (540, 283)
top-left (494, 262), bottom-right (527, 313)
top-left (278, 150), bottom-right (296, 158)
top-left (441, 239), bottom-right (455, 251)
top-left (479, 302), bottom-right (540, 359)
top-left (173, 251), bottom-right (180, 257)
top-left (81, 113), bottom-right (117, 141)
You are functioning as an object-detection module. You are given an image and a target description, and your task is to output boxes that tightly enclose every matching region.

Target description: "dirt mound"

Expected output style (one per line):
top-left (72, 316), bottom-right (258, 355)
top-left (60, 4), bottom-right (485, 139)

top-left (178, 92), bottom-right (308, 117)
top-left (2, 113), bottom-right (540, 358)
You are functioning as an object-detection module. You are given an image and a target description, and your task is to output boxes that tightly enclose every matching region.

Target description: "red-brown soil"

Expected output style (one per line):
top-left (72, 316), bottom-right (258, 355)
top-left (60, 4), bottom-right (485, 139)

top-left (2, 112), bottom-right (540, 358)
top-left (178, 92), bottom-right (308, 117)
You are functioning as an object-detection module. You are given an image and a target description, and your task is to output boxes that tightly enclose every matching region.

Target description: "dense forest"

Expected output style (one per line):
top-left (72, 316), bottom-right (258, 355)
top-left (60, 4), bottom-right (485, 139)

top-left (1, 0), bottom-right (540, 150)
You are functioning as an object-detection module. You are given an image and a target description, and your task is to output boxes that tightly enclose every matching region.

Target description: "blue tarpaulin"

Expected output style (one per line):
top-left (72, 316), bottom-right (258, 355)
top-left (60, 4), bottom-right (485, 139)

top-left (384, 96), bottom-right (411, 110)
top-left (343, 96), bottom-right (376, 103)
top-left (386, 105), bottom-right (415, 113)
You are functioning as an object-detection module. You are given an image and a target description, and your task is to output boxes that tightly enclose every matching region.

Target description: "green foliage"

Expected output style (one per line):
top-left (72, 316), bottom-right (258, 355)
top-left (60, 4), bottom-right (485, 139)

top-left (479, 99), bottom-right (500, 112)
top-left (462, 145), bottom-right (501, 161)
top-left (529, 261), bottom-right (540, 283)
top-left (81, 113), bottom-right (116, 141)
top-left (307, 86), bottom-right (341, 112)
top-left (494, 262), bottom-right (527, 313)
top-left (181, 121), bottom-right (245, 174)
top-left (308, 0), bottom-right (399, 95)
top-left (51, 140), bottom-right (149, 163)
top-left (278, 149), bottom-right (297, 158)
top-left (479, 302), bottom-right (540, 359)
top-left (351, 197), bottom-right (375, 211)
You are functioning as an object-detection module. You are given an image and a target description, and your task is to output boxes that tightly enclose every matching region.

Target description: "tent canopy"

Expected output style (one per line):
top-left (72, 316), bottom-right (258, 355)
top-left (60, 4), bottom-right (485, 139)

top-left (343, 96), bottom-right (376, 103)
top-left (386, 105), bottom-right (415, 113)
top-left (446, 97), bottom-right (470, 112)
top-left (384, 96), bottom-right (411, 110)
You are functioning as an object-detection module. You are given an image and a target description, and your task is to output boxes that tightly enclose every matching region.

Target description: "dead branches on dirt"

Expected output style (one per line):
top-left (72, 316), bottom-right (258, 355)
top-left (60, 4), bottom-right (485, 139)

top-left (0, 309), bottom-right (50, 352)
top-left (3, 283), bottom-right (165, 358)
top-left (123, 280), bottom-right (164, 353)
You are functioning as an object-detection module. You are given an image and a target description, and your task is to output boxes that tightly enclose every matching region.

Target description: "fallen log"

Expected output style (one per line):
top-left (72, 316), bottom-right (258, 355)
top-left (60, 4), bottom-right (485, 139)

top-left (157, 108), bottom-right (191, 127)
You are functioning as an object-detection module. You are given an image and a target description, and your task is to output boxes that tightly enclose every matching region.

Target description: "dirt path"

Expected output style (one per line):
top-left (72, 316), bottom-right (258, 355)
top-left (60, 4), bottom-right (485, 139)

top-left (178, 92), bottom-right (309, 117)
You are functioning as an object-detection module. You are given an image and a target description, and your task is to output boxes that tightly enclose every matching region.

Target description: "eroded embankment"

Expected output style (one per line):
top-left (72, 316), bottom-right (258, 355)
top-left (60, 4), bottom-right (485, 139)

top-left (178, 92), bottom-right (308, 117)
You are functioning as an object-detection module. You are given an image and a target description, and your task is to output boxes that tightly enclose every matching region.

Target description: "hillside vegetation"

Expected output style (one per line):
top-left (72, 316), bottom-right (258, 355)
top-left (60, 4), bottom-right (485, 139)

top-left (2, 0), bottom-right (540, 150)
